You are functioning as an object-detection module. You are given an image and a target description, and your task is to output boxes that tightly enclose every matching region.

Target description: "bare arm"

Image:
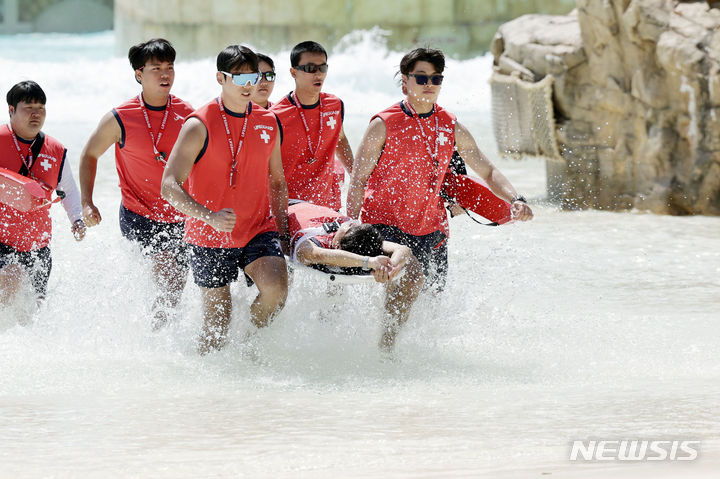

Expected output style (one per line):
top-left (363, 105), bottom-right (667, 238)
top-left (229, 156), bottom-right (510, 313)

top-left (455, 121), bottom-right (533, 221)
top-left (346, 117), bottom-right (387, 219)
top-left (381, 241), bottom-right (412, 279)
top-left (161, 118), bottom-right (236, 232)
top-left (268, 135), bottom-right (289, 238)
top-left (335, 126), bottom-right (354, 174)
top-left (79, 111), bottom-right (122, 227)
top-left (295, 240), bottom-right (392, 279)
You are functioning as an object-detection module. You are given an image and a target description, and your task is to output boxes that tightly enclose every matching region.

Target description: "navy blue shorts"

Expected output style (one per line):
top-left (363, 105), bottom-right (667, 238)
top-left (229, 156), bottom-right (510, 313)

top-left (373, 224), bottom-right (448, 291)
top-left (119, 204), bottom-right (188, 268)
top-left (189, 231), bottom-right (283, 289)
top-left (0, 242), bottom-right (52, 299)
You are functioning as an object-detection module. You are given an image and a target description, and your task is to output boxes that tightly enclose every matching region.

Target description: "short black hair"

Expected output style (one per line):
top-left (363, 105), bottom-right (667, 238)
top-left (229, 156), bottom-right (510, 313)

top-left (290, 41), bottom-right (327, 67)
top-left (128, 38), bottom-right (176, 71)
top-left (217, 45), bottom-right (258, 73)
top-left (339, 223), bottom-right (384, 258)
top-left (399, 47), bottom-right (445, 75)
top-left (6, 81), bottom-right (46, 108)
top-left (256, 53), bottom-right (275, 70)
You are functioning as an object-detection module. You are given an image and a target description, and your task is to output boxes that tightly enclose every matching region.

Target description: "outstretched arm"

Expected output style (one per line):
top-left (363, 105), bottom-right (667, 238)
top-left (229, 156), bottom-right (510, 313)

top-left (295, 241), bottom-right (392, 282)
top-left (161, 118), bottom-right (236, 232)
top-left (347, 117), bottom-right (386, 219)
top-left (79, 111), bottom-right (122, 227)
top-left (455, 121), bottom-right (533, 221)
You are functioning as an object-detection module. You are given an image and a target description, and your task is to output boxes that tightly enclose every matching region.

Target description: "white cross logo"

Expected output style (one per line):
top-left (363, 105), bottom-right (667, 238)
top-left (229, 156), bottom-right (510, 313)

top-left (260, 130), bottom-right (271, 143)
top-left (40, 158), bottom-right (52, 171)
top-left (326, 116), bottom-right (336, 129)
top-left (438, 132), bottom-right (448, 146)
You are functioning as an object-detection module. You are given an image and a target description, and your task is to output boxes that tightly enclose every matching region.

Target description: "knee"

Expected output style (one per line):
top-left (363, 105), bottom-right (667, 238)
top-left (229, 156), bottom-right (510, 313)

top-left (0, 264), bottom-right (24, 302)
top-left (260, 277), bottom-right (288, 308)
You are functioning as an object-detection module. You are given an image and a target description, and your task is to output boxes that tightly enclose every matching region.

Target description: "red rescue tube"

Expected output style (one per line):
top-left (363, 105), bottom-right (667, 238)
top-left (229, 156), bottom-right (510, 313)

top-left (0, 166), bottom-right (47, 212)
top-left (442, 171), bottom-right (513, 225)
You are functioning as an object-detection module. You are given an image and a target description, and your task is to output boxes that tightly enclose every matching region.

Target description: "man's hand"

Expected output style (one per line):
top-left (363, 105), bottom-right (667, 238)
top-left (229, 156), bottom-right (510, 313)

top-left (370, 255), bottom-right (392, 283)
top-left (82, 203), bottom-right (102, 227)
top-left (511, 200), bottom-right (534, 221)
top-left (206, 208), bottom-right (236, 232)
top-left (72, 219), bottom-right (86, 241)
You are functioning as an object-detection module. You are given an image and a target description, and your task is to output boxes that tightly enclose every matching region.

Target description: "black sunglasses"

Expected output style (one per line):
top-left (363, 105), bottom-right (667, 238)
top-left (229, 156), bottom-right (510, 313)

top-left (260, 71), bottom-right (276, 82)
top-left (408, 73), bottom-right (444, 86)
top-left (294, 63), bottom-right (329, 74)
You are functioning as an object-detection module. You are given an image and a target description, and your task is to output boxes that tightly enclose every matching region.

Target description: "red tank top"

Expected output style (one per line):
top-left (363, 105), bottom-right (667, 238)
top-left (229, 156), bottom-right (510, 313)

top-left (184, 99), bottom-right (279, 249)
top-left (361, 102), bottom-right (456, 236)
top-left (271, 92), bottom-right (344, 210)
top-left (0, 126), bottom-right (66, 251)
top-left (113, 94), bottom-right (194, 223)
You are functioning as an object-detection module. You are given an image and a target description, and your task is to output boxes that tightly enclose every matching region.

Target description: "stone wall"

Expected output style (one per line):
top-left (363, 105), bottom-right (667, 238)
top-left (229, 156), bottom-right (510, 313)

top-left (0, 0), bottom-right (112, 33)
top-left (114, 0), bottom-right (576, 58)
top-left (491, 0), bottom-right (720, 215)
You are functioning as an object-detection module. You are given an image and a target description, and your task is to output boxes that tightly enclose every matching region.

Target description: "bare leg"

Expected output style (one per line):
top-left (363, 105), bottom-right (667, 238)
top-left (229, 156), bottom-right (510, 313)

top-left (244, 256), bottom-right (288, 329)
top-left (379, 255), bottom-right (424, 352)
top-left (197, 285), bottom-right (232, 355)
top-left (150, 250), bottom-right (188, 330)
top-left (0, 264), bottom-right (23, 305)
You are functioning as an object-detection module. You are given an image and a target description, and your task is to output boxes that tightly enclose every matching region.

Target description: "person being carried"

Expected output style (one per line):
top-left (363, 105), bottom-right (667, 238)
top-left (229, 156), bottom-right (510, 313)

top-left (0, 81), bottom-right (85, 313)
top-left (251, 53), bottom-right (277, 109)
top-left (161, 45), bottom-right (289, 355)
top-left (288, 201), bottom-right (423, 351)
top-left (79, 38), bottom-right (194, 329)
top-left (347, 47), bottom-right (533, 292)
top-left (271, 41), bottom-right (353, 210)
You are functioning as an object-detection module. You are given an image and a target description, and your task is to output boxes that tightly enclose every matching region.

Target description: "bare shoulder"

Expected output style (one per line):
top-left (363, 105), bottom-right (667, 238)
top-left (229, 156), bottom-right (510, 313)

top-left (181, 116), bottom-right (207, 140)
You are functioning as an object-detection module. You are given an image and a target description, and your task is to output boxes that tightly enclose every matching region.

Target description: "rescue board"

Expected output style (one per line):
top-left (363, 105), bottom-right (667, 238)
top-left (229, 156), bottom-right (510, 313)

top-left (0, 166), bottom-right (47, 212)
top-left (288, 259), bottom-right (405, 285)
top-left (441, 171), bottom-right (513, 225)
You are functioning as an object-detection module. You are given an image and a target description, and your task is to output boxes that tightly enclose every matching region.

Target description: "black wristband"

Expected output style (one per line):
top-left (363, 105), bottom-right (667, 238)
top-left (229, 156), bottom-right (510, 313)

top-left (278, 234), bottom-right (290, 242)
top-left (512, 195), bottom-right (527, 204)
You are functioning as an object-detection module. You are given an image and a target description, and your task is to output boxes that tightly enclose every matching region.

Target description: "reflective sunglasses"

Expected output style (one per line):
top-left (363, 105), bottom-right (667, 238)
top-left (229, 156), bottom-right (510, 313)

top-left (407, 73), bottom-right (444, 86)
top-left (260, 71), bottom-right (276, 82)
top-left (221, 71), bottom-right (260, 86)
top-left (294, 63), bottom-right (329, 74)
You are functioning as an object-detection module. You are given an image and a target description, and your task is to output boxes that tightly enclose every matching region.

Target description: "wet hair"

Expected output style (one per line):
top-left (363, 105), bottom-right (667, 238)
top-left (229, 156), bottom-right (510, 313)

top-left (217, 45), bottom-right (258, 73)
top-left (128, 38), bottom-right (176, 70)
top-left (6, 81), bottom-right (46, 108)
top-left (339, 223), bottom-right (384, 258)
top-left (290, 41), bottom-right (327, 67)
top-left (399, 47), bottom-right (445, 75)
top-left (256, 53), bottom-right (275, 71)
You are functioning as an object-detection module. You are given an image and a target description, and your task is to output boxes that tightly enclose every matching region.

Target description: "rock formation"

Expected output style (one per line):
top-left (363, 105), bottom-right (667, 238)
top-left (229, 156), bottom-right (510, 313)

top-left (491, 0), bottom-right (720, 215)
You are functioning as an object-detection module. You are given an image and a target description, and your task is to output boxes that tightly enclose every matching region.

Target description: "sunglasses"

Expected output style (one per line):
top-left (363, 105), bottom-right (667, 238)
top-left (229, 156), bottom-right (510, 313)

top-left (407, 73), bottom-right (444, 86)
top-left (294, 63), bottom-right (329, 74)
top-left (221, 71), bottom-right (260, 86)
top-left (260, 71), bottom-right (276, 82)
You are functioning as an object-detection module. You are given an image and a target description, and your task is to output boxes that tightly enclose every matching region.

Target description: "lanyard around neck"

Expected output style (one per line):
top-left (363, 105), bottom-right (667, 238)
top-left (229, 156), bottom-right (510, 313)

top-left (8, 124), bottom-right (37, 173)
top-left (138, 94), bottom-right (171, 164)
top-left (404, 100), bottom-right (439, 164)
top-left (217, 97), bottom-right (249, 187)
top-left (292, 91), bottom-right (323, 162)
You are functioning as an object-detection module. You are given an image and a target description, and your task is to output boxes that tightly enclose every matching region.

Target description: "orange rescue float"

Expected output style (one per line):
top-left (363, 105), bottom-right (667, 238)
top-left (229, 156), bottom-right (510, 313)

top-left (0, 166), bottom-right (47, 212)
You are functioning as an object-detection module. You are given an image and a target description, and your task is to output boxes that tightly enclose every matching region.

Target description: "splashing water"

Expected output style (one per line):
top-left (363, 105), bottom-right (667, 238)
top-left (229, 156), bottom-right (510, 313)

top-left (1, 30), bottom-right (719, 478)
